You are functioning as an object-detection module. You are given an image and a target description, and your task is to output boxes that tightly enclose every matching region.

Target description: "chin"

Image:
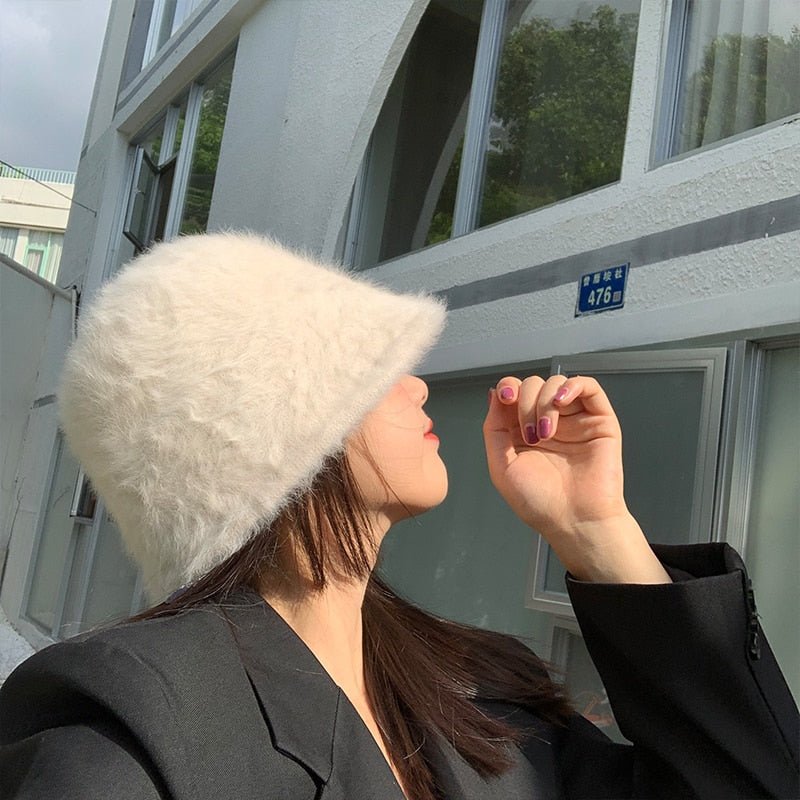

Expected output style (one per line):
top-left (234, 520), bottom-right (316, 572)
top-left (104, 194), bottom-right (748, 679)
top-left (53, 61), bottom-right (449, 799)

top-left (399, 478), bottom-right (449, 520)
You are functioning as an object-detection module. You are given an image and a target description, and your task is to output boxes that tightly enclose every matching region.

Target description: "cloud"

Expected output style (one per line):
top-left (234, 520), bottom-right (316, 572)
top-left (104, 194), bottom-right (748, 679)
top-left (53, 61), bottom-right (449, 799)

top-left (0, 0), bottom-right (112, 171)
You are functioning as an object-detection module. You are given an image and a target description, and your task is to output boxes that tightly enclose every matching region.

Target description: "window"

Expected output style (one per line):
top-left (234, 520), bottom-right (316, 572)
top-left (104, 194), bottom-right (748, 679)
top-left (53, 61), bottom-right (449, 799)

top-left (23, 230), bottom-right (64, 283)
top-left (180, 57), bottom-right (234, 234)
top-left (346, 0), bottom-right (483, 266)
top-left (348, 0), bottom-right (641, 268)
top-left (142, 0), bottom-right (205, 66)
top-left (744, 344), bottom-right (799, 700)
top-left (528, 348), bottom-right (726, 613)
top-left (657, 0), bottom-right (800, 160)
top-left (380, 342), bottom-right (800, 740)
top-left (120, 0), bottom-right (206, 88)
top-left (123, 117), bottom-right (174, 251)
top-left (120, 52), bottom-right (234, 261)
top-left (0, 226), bottom-right (18, 259)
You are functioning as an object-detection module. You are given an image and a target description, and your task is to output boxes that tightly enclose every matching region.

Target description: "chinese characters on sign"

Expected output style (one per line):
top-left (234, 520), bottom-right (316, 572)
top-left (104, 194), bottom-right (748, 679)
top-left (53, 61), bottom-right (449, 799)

top-left (575, 263), bottom-right (628, 316)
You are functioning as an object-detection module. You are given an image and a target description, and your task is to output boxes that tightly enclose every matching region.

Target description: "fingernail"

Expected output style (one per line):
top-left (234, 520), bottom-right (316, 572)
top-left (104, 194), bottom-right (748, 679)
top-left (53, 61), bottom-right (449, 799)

top-left (538, 417), bottom-right (552, 439)
top-left (499, 387), bottom-right (514, 401)
top-left (554, 386), bottom-right (569, 403)
top-left (524, 423), bottom-right (539, 445)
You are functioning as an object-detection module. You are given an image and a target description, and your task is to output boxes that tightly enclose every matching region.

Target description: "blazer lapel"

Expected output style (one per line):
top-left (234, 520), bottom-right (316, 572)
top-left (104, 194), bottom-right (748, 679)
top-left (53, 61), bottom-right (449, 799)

top-left (325, 698), bottom-right (406, 800)
top-left (222, 589), bottom-right (405, 800)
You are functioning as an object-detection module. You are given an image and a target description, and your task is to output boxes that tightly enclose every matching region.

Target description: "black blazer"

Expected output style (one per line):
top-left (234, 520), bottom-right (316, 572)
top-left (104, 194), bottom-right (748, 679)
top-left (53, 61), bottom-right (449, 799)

top-left (1, 544), bottom-right (798, 799)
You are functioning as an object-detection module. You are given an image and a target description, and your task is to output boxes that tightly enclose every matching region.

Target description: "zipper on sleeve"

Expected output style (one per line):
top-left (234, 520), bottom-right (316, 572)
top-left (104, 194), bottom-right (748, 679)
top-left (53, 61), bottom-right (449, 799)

top-left (745, 578), bottom-right (761, 661)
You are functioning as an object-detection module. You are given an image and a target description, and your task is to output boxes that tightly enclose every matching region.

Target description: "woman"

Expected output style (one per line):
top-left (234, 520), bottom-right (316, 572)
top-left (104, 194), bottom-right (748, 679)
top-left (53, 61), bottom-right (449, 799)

top-left (0, 233), bottom-right (797, 799)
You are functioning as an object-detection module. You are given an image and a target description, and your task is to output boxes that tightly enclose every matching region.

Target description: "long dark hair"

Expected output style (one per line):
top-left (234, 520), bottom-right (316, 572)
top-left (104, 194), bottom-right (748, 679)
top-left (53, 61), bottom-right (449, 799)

top-left (131, 449), bottom-right (572, 800)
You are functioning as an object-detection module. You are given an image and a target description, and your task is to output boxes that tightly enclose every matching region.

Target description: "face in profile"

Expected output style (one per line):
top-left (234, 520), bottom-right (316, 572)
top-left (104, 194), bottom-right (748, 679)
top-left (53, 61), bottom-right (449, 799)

top-left (347, 375), bottom-right (448, 531)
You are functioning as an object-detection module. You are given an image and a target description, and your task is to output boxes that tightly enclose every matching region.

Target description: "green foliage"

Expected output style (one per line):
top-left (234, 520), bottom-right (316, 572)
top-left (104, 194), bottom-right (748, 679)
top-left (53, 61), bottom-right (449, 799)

top-left (425, 5), bottom-right (639, 241)
top-left (180, 61), bottom-right (234, 235)
top-left (483, 5), bottom-right (638, 226)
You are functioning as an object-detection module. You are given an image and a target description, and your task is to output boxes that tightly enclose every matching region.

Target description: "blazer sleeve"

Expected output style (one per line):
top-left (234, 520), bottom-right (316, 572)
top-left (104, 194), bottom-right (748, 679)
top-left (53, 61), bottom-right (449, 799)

top-left (0, 638), bottom-right (180, 800)
top-left (0, 723), bottom-right (165, 799)
top-left (563, 542), bottom-right (799, 800)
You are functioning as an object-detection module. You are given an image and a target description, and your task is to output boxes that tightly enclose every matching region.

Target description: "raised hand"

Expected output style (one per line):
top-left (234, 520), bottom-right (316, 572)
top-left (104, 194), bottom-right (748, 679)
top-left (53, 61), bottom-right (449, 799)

top-left (484, 375), bottom-right (670, 584)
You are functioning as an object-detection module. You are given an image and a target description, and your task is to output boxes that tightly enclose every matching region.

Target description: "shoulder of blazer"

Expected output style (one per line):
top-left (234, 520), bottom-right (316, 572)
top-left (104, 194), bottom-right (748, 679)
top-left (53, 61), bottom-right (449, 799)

top-left (0, 596), bottom-right (322, 799)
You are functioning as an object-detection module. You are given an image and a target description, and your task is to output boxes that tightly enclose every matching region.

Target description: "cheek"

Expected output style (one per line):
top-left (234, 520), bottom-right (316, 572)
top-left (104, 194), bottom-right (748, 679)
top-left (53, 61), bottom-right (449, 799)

top-left (372, 430), bottom-right (426, 481)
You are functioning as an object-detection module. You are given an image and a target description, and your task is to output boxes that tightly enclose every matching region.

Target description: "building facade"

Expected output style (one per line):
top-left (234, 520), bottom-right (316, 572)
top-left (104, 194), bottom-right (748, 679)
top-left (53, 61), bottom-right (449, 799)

top-left (1, 0), bottom-right (798, 732)
top-left (0, 166), bottom-right (75, 284)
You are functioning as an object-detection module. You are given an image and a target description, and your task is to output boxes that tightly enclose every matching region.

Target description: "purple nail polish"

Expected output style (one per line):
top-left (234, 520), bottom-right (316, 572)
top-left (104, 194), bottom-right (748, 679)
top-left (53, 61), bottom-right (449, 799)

top-left (524, 423), bottom-right (539, 445)
top-left (554, 387), bottom-right (569, 403)
top-left (499, 387), bottom-right (514, 401)
top-left (538, 417), bottom-right (552, 439)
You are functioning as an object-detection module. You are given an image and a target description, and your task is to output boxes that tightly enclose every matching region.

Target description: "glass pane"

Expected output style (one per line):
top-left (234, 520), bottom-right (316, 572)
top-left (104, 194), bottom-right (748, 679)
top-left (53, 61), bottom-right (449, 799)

top-left (354, 0), bottom-right (483, 266)
top-left (114, 233), bottom-right (138, 275)
top-left (179, 56), bottom-right (235, 235)
top-left (479, 0), bottom-right (641, 227)
top-left (124, 150), bottom-right (159, 251)
top-left (172, 0), bottom-right (202, 36)
top-left (746, 346), bottom-right (800, 702)
top-left (27, 230), bottom-right (51, 247)
top-left (379, 370), bottom-right (553, 647)
top-left (542, 369), bottom-right (706, 593)
top-left (171, 96), bottom-right (189, 159)
top-left (24, 249), bottom-right (44, 274)
top-left (80, 511), bottom-right (140, 631)
top-left (155, 0), bottom-right (178, 53)
top-left (671, 1), bottom-right (800, 156)
top-left (25, 436), bottom-right (80, 633)
top-left (43, 232), bottom-right (63, 283)
top-left (142, 117), bottom-right (166, 167)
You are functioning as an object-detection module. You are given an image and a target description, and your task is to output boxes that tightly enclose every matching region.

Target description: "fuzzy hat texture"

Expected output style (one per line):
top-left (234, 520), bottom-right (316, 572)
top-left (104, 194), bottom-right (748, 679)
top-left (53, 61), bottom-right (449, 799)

top-left (58, 232), bottom-right (446, 600)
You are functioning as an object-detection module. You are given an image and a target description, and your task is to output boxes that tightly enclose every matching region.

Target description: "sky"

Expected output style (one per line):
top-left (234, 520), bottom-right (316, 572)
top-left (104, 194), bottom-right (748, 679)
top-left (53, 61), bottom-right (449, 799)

top-left (0, 0), bottom-right (112, 172)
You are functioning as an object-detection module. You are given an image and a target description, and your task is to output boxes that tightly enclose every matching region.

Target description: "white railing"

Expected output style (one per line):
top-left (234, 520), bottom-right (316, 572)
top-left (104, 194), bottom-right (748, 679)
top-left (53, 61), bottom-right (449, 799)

top-left (0, 165), bottom-right (76, 185)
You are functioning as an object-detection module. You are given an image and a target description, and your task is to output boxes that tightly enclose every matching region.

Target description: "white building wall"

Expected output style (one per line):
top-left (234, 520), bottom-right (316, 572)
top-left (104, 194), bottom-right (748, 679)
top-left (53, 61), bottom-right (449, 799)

top-left (0, 177), bottom-right (72, 232)
top-left (210, 0), bottom-right (426, 253)
top-left (0, 261), bottom-right (72, 587)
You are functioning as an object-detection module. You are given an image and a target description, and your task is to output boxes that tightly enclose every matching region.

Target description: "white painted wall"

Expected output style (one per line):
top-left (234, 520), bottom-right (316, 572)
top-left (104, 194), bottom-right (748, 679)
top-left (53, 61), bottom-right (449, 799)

top-left (0, 264), bottom-right (72, 578)
top-left (209, 0), bottom-right (427, 254)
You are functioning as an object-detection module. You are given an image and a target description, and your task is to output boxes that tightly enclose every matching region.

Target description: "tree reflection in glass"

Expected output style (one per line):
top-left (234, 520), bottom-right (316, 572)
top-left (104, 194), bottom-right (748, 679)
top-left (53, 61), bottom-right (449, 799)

top-left (180, 57), bottom-right (235, 235)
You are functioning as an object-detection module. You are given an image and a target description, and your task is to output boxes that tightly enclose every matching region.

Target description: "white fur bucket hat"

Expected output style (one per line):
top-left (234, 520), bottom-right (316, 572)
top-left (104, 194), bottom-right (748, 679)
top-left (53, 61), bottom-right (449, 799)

top-left (58, 232), bottom-right (446, 600)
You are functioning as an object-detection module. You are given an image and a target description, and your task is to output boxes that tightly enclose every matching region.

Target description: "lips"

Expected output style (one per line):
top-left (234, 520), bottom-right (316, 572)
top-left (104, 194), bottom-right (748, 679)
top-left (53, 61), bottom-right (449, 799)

top-left (423, 419), bottom-right (438, 442)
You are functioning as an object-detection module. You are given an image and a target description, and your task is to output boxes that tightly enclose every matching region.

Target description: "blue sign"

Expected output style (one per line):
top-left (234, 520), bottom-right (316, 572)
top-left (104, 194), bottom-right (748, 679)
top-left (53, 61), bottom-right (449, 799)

top-left (575, 263), bottom-right (628, 316)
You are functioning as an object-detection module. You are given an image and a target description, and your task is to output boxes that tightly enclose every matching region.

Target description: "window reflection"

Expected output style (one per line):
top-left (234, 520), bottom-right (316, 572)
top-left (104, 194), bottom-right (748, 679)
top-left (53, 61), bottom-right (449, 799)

top-left (479, 0), bottom-right (640, 226)
top-left (351, 0), bottom-right (482, 267)
top-left (669, 1), bottom-right (800, 157)
top-left (180, 57), bottom-right (234, 235)
top-left (353, 0), bottom-right (641, 267)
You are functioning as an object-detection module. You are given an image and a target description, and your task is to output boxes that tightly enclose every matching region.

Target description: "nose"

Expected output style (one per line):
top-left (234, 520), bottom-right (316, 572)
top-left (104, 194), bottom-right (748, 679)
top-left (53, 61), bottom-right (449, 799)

top-left (405, 375), bottom-right (429, 405)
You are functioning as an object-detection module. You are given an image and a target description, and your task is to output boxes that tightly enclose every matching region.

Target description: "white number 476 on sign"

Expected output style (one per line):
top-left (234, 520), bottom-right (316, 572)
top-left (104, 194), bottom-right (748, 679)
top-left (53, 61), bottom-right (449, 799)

top-left (587, 286), bottom-right (613, 306)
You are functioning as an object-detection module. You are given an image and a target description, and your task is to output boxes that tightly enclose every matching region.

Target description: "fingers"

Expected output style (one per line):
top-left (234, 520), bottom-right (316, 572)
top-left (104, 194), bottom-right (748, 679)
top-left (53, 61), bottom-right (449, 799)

top-left (552, 375), bottom-right (616, 419)
top-left (492, 374), bottom-right (615, 445)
